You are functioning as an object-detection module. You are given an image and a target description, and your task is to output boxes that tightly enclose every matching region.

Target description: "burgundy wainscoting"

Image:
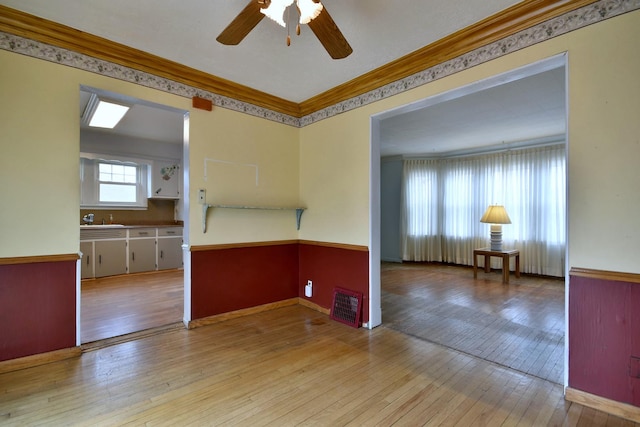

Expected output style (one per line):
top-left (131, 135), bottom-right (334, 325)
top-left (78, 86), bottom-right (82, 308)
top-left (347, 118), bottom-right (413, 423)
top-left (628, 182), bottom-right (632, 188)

top-left (569, 272), bottom-right (640, 407)
top-left (0, 260), bottom-right (77, 362)
top-left (298, 243), bottom-right (369, 325)
top-left (191, 243), bottom-right (299, 319)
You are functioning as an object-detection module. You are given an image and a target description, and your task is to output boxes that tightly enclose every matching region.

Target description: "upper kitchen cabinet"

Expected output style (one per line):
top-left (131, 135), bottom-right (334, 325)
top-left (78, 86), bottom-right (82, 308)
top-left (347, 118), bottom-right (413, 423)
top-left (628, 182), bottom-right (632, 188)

top-left (149, 159), bottom-right (180, 199)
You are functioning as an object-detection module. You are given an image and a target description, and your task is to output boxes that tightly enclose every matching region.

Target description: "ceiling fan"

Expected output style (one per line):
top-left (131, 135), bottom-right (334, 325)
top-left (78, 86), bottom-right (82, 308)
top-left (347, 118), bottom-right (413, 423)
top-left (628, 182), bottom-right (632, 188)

top-left (216, 0), bottom-right (353, 59)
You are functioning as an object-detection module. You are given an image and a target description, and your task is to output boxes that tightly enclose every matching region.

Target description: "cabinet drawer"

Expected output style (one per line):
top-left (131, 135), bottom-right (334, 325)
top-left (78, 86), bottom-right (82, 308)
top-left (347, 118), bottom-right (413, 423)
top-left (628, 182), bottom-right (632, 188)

top-left (158, 227), bottom-right (182, 237)
top-left (129, 228), bottom-right (156, 238)
top-left (81, 228), bottom-right (126, 240)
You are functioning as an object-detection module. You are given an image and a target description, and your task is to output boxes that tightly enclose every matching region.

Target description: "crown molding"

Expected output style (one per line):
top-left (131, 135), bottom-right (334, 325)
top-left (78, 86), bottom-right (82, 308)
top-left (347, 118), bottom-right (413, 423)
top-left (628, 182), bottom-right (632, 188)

top-left (1, 0), bottom-right (635, 123)
top-left (0, 4), bottom-right (299, 117)
top-left (298, 0), bottom-right (598, 116)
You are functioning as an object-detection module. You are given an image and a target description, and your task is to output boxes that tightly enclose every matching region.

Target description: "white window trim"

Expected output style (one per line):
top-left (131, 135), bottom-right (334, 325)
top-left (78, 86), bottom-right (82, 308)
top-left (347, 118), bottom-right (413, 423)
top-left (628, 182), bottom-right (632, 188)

top-left (80, 152), bottom-right (151, 209)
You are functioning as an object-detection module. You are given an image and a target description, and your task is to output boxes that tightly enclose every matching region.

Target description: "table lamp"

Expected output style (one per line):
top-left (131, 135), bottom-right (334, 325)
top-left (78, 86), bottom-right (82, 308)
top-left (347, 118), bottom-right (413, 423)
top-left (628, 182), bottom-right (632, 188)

top-left (480, 205), bottom-right (511, 251)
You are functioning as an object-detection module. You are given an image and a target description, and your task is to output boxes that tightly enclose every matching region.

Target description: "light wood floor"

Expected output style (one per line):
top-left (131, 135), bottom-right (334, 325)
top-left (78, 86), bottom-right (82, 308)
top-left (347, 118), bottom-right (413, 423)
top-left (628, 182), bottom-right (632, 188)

top-left (2, 305), bottom-right (637, 425)
top-left (382, 262), bottom-right (565, 384)
top-left (81, 270), bottom-right (184, 343)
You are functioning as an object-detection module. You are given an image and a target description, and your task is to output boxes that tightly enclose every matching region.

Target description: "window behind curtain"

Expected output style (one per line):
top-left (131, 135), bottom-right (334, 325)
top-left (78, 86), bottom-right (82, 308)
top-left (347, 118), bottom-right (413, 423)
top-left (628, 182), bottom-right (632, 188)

top-left (401, 144), bottom-right (566, 276)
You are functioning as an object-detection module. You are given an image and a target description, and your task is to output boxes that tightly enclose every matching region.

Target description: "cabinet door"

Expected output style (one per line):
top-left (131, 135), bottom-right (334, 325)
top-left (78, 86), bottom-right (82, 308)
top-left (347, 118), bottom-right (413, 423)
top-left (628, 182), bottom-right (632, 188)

top-left (95, 240), bottom-right (127, 277)
top-left (150, 160), bottom-right (180, 198)
top-left (129, 238), bottom-right (157, 273)
top-left (80, 241), bottom-right (94, 279)
top-left (158, 237), bottom-right (183, 270)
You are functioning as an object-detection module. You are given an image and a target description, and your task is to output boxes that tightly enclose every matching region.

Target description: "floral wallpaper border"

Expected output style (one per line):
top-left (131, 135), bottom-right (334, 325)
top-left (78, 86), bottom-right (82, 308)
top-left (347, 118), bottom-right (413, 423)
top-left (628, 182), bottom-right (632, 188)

top-left (1, 0), bottom-right (638, 128)
top-left (302, 0), bottom-right (640, 126)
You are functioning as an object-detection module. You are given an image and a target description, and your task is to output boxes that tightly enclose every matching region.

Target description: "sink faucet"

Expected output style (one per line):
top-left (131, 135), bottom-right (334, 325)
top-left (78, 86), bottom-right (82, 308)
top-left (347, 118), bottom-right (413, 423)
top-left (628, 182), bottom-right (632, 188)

top-left (82, 213), bottom-right (94, 225)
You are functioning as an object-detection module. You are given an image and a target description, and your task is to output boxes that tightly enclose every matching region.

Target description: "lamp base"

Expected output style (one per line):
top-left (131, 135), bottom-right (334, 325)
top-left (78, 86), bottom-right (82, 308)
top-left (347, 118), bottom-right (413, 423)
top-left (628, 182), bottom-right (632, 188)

top-left (489, 225), bottom-right (503, 251)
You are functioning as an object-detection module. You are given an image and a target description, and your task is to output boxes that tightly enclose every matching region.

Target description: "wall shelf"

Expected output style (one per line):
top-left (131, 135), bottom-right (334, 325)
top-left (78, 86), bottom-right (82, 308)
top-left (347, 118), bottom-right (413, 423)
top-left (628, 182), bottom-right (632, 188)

top-left (201, 204), bottom-right (306, 233)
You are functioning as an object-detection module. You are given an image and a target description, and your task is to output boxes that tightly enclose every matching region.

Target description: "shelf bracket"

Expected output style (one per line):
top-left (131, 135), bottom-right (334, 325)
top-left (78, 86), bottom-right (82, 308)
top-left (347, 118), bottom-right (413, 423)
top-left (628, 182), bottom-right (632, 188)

top-left (202, 204), bottom-right (210, 233)
top-left (296, 208), bottom-right (304, 230)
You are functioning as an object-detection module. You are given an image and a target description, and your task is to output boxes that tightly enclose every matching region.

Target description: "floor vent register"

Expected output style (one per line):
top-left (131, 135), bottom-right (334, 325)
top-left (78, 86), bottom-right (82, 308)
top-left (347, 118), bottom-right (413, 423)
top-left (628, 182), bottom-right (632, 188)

top-left (330, 287), bottom-right (362, 328)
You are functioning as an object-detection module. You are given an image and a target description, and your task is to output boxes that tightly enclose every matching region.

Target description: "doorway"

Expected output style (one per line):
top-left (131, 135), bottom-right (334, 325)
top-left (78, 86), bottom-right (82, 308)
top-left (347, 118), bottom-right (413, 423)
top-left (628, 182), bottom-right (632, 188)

top-left (370, 54), bottom-right (569, 384)
top-left (78, 86), bottom-right (189, 344)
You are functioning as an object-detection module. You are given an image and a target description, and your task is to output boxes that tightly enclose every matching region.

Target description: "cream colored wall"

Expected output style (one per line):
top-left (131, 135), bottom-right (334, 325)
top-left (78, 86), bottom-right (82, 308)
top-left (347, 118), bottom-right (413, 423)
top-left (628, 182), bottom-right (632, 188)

top-left (298, 67), bottom-right (478, 246)
top-left (0, 50), bottom-right (299, 257)
top-left (1, 52), bottom-right (85, 257)
top-left (298, 112), bottom-right (371, 246)
top-left (2, 10), bottom-right (639, 273)
top-left (299, 10), bottom-right (640, 274)
top-left (565, 12), bottom-right (640, 273)
top-left (188, 107), bottom-right (299, 246)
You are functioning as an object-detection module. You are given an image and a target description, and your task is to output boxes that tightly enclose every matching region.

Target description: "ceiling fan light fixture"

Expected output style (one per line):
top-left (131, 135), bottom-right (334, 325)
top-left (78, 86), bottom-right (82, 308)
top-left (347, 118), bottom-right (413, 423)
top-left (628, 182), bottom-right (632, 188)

top-left (297, 0), bottom-right (323, 24)
top-left (261, 0), bottom-right (323, 27)
top-left (260, 0), bottom-right (292, 27)
top-left (218, 0), bottom-right (351, 59)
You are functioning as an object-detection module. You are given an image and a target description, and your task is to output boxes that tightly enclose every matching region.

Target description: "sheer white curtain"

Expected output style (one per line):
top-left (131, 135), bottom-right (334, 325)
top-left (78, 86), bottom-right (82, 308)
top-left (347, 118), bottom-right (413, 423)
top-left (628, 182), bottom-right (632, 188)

top-left (401, 144), bottom-right (566, 276)
top-left (401, 159), bottom-right (441, 261)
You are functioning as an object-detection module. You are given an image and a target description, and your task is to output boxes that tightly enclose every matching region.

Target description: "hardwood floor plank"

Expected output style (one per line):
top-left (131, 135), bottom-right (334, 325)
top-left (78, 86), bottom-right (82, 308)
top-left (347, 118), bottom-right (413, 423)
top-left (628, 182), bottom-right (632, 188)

top-left (1, 305), bottom-right (638, 425)
top-left (395, 356), bottom-right (477, 424)
top-left (522, 378), bottom-right (562, 425)
top-left (4, 264), bottom-right (639, 426)
top-left (300, 351), bottom-right (468, 425)
top-left (484, 374), bottom-right (537, 425)
top-left (382, 262), bottom-right (565, 384)
top-left (81, 270), bottom-right (183, 343)
top-left (500, 376), bottom-right (551, 426)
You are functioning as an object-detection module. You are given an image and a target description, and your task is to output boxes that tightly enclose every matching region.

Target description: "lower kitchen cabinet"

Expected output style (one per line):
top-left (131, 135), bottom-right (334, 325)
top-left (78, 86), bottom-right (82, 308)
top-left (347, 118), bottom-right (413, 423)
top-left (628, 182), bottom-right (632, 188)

top-left (80, 241), bottom-right (94, 279)
top-left (81, 226), bottom-right (183, 279)
top-left (158, 237), bottom-right (182, 270)
top-left (129, 238), bottom-right (157, 273)
top-left (94, 240), bottom-right (127, 278)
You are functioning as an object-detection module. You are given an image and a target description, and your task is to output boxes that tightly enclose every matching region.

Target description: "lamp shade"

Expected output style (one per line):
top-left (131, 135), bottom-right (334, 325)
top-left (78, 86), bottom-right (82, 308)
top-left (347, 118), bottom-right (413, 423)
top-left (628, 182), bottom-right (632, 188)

top-left (480, 205), bottom-right (511, 224)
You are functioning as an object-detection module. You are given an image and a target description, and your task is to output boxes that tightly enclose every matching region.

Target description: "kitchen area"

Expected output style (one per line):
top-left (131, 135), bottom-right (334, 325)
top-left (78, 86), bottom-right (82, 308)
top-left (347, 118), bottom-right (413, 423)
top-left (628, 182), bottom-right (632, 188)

top-left (79, 86), bottom-right (187, 344)
top-left (80, 215), bottom-right (183, 279)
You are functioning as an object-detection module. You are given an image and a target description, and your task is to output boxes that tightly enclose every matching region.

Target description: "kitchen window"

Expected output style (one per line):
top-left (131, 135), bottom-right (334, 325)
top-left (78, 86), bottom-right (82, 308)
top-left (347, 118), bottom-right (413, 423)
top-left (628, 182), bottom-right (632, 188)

top-left (98, 163), bottom-right (137, 203)
top-left (80, 155), bottom-right (149, 208)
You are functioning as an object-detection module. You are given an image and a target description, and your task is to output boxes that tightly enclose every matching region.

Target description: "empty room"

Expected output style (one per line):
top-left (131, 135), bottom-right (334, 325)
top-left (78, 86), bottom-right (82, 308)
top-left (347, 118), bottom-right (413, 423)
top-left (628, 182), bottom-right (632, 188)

top-left (1, 1), bottom-right (640, 424)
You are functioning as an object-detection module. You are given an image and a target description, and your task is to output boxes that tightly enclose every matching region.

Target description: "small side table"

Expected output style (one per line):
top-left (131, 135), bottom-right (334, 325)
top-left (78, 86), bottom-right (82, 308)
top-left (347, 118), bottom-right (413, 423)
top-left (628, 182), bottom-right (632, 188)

top-left (473, 248), bottom-right (520, 284)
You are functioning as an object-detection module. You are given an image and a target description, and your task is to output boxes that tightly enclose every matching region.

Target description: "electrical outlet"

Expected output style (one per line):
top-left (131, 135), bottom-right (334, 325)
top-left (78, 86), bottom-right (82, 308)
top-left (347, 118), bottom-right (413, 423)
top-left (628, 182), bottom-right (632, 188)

top-left (305, 280), bottom-right (313, 298)
top-left (198, 189), bottom-right (206, 204)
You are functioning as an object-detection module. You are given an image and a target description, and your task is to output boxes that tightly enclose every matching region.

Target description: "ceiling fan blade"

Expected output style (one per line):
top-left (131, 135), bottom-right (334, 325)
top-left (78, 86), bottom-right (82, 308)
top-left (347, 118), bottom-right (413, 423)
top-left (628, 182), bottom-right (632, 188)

top-left (216, 1), bottom-right (266, 45)
top-left (307, 5), bottom-right (352, 59)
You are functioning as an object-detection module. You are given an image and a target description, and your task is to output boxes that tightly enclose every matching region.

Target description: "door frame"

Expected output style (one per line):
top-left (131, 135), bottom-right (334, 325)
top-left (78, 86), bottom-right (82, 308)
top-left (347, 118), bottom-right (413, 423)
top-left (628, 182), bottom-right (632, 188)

top-left (368, 53), bottom-right (569, 386)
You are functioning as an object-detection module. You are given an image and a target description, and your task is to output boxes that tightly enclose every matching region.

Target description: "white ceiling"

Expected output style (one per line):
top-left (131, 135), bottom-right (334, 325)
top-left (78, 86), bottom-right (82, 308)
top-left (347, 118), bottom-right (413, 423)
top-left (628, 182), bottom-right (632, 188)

top-left (79, 89), bottom-right (185, 144)
top-left (5, 0), bottom-right (566, 155)
top-left (379, 66), bottom-right (566, 156)
top-left (1, 0), bottom-right (519, 102)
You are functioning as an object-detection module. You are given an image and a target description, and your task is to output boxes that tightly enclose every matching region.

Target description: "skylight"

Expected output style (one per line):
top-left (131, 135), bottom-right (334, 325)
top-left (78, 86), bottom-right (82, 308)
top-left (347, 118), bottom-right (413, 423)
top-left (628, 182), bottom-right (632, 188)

top-left (88, 100), bottom-right (130, 128)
